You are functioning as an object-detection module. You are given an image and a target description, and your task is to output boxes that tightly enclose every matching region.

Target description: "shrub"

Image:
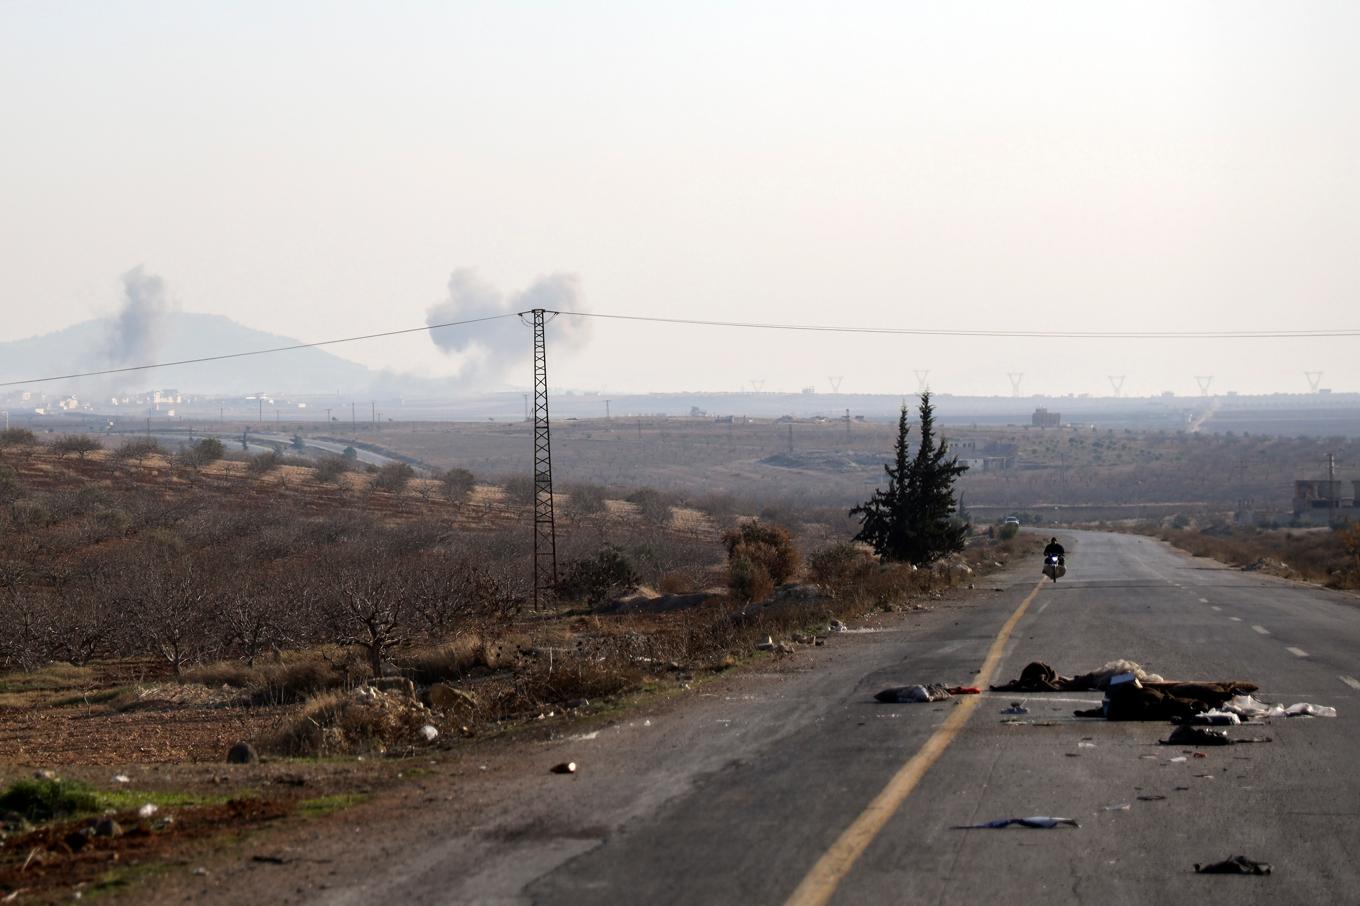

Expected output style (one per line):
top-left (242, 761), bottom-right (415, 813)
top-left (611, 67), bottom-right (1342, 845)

top-left (807, 542), bottom-right (877, 594)
top-left (0, 778), bottom-right (100, 822)
top-left (440, 467), bottom-right (476, 502)
top-left (557, 545), bottom-right (640, 606)
top-left (721, 521), bottom-right (802, 585)
top-left (51, 434), bottom-right (101, 460)
top-left (997, 522), bottom-right (1020, 541)
top-left (0, 464), bottom-right (19, 503)
top-left (728, 554), bottom-right (774, 603)
top-left (503, 475), bottom-right (536, 506)
top-left (372, 462), bottom-right (415, 493)
top-left (313, 457), bottom-right (350, 484)
top-left (564, 483), bottom-right (608, 520)
top-left (180, 437), bottom-right (225, 469)
top-left (626, 488), bottom-right (673, 526)
top-left (247, 449), bottom-right (284, 476)
top-left (0, 427), bottom-right (37, 448)
top-left (111, 438), bottom-right (163, 462)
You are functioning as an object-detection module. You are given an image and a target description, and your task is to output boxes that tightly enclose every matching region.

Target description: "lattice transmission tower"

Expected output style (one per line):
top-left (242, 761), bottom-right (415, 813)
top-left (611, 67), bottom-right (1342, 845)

top-left (528, 309), bottom-right (557, 610)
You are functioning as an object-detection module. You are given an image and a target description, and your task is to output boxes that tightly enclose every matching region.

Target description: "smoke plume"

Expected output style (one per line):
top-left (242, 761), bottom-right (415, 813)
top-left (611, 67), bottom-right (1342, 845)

top-left (425, 268), bottom-right (592, 385)
top-left (107, 266), bottom-right (176, 366)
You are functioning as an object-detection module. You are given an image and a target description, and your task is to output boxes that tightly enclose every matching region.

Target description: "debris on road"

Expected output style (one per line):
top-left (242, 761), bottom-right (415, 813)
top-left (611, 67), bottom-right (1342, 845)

top-left (1194, 855), bottom-right (1272, 875)
top-left (1218, 695), bottom-right (1336, 720)
top-left (875, 684), bottom-right (952, 703)
top-left (956, 816), bottom-right (1080, 830)
top-left (550, 762), bottom-right (577, 774)
top-left (1162, 725), bottom-right (1272, 746)
top-left (991, 660), bottom-right (1168, 693)
top-left (1000, 702), bottom-right (1029, 715)
top-left (947, 686), bottom-right (981, 695)
top-left (1103, 803), bottom-right (1131, 811)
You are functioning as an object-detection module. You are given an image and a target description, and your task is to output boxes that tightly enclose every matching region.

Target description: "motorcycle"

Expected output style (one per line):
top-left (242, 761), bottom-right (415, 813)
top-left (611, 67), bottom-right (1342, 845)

top-left (1042, 554), bottom-right (1066, 583)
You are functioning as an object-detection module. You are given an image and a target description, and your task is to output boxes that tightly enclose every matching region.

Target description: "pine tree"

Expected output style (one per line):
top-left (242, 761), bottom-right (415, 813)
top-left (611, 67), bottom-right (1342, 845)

top-left (851, 392), bottom-right (969, 565)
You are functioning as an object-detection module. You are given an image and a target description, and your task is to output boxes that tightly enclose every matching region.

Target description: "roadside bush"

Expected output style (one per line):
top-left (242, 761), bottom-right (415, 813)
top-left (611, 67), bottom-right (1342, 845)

top-left (727, 554), bottom-right (775, 603)
top-left (557, 545), bottom-right (639, 606)
top-left (372, 462), bottom-right (415, 493)
top-left (0, 778), bottom-right (100, 822)
top-left (722, 521), bottom-right (802, 585)
top-left (626, 488), bottom-right (673, 526)
top-left (0, 464), bottom-right (19, 503)
top-left (997, 522), bottom-right (1020, 541)
top-left (807, 542), bottom-right (877, 595)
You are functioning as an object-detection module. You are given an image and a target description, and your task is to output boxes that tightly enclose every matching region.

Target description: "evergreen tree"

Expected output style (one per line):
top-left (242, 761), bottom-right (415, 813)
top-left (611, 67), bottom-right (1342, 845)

top-left (851, 392), bottom-right (969, 565)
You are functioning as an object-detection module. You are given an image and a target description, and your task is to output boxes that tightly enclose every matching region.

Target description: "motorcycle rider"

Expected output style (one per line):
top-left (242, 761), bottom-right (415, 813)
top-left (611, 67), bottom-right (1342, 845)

top-left (1043, 537), bottom-right (1065, 565)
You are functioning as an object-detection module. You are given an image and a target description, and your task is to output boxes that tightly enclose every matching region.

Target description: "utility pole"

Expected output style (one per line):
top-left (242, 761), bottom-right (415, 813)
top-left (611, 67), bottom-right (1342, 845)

top-left (845, 408), bottom-right (851, 446)
top-left (529, 309), bottom-right (558, 610)
top-left (787, 423), bottom-right (794, 454)
top-left (637, 418), bottom-right (643, 442)
top-left (1305, 371), bottom-right (1324, 393)
top-left (1194, 375), bottom-right (1214, 397)
top-left (1007, 373), bottom-right (1024, 398)
top-left (351, 402), bottom-right (356, 430)
top-left (523, 393), bottom-right (529, 422)
top-left (219, 406), bottom-right (224, 424)
top-left (1329, 453), bottom-right (1337, 527)
top-left (275, 409), bottom-right (280, 427)
top-left (257, 397), bottom-right (263, 423)
top-left (604, 399), bottom-right (611, 420)
top-left (914, 370), bottom-right (930, 393)
top-left (371, 401), bottom-right (376, 425)
top-left (325, 407), bottom-right (332, 424)
top-left (145, 417), bottom-right (151, 440)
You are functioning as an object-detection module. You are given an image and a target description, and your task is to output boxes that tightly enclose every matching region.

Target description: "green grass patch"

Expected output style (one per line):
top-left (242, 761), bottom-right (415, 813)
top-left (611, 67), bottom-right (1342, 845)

top-left (0, 778), bottom-right (101, 822)
top-left (87, 861), bottom-right (174, 899)
top-left (297, 792), bottom-right (367, 818)
top-left (0, 778), bottom-right (227, 823)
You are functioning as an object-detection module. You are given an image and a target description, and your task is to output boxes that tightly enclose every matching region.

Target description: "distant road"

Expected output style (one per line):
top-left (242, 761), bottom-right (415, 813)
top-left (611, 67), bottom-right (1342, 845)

top-left (189, 531), bottom-right (1360, 906)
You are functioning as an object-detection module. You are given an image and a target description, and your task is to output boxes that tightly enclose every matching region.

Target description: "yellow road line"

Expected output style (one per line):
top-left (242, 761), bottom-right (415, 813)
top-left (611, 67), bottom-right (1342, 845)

top-left (784, 577), bottom-right (1047, 906)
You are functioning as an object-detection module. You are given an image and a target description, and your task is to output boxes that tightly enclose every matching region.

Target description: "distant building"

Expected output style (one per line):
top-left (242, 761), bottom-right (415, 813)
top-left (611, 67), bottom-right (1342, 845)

top-left (1293, 479), bottom-right (1358, 523)
top-left (1031, 408), bottom-right (1061, 429)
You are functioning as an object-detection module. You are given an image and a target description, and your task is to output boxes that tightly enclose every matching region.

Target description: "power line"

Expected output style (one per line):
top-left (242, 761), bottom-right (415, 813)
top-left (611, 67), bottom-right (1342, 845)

top-left (0, 313), bottom-right (516, 388)
top-left (554, 311), bottom-right (1360, 339)
top-left (5, 307), bottom-right (1358, 388)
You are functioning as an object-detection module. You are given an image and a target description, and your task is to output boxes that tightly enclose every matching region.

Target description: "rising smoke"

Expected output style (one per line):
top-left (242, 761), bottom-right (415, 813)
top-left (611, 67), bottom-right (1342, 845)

top-left (425, 268), bottom-right (592, 385)
top-left (107, 265), bottom-right (176, 367)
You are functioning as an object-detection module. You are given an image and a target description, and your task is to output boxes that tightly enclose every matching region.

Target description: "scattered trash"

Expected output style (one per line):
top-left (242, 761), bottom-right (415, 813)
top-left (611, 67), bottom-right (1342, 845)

top-left (1168, 756), bottom-right (1188, 763)
top-left (875, 684), bottom-right (952, 703)
top-left (1077, 741), bottom-right (1097, 748)
top-left (755, 636), bottom-right (775, 651)
top-left (1000, 702), bottom-right (1029, 715)
top-left (419, 724), bottom-right (439, 742)
top-left (1194, 855), bottom-right (1272, 875)
top-left (1163, 725), bottom-right (1271, 746)
top-left (1180, 710), bottom-right (1241, 726)
top-left (1103, 803), bottom-right (1131, 811)
top-left (137, 803), bottom-right (159, 819)
top-left (947, 686), bottom-right (982, 695)
top-left (111, 774), bottom-right (130, 784)
top-left (550, 762), bottom-right (577, 774)
top-left (956, 816), bottom-right (1080, 829)
top-left (829, 620), bottom-right (848, 632)
top-left (991, 660), bottom-right (1169, 693)
top-left (1163, 726), bottom-right (1231, 747)
top-left (1284, 702), bottom-right (1337, 718)
top-left (192, 867), bottom-right (209, 876)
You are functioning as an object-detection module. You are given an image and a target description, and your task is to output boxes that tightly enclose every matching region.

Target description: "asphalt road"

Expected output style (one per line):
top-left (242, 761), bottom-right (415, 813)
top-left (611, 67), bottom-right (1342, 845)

top-left (280, 530), bottom-right (1360, 906)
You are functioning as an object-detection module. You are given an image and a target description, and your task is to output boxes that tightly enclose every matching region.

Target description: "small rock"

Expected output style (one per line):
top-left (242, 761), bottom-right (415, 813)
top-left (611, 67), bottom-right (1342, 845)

top-left (754, 636), bottom-right (775, 651)
top-left (112, 774), bottom-right (130, 784)
top-left (33, 769), bottom-right (58, 781)
top-left (829, 620), bottom-right (848, 632)
top-left (551, 762), bottom-right (577, 774)
top-left (814, 637), bottom-right (826, 646)
top-left (193, 867), bottom-right (209, 876)
top-left (137, 804), bottom-right (159, 819)
top-left (226, 742), bottom-right (259, 765)
top-left (419, 724), bottom-right (439, 742)
top-left (94, 818), bottom-right (124, 838)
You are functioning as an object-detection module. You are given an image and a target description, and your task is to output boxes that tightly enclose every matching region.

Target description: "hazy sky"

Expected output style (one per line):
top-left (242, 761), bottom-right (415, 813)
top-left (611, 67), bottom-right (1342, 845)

top-left (2, 2), bottom-right (1357, 397)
